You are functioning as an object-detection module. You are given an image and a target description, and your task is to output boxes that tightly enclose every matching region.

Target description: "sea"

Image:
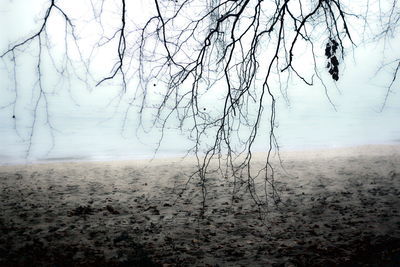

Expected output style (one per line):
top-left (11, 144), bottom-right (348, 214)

top-left (0, 47), bottom-right (399, 165)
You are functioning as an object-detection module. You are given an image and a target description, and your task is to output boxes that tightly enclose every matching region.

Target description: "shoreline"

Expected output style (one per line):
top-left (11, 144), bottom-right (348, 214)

top-left (1, 144), bottom-right (399, 266)
top-left (1, 143), bottom-right (400, 167)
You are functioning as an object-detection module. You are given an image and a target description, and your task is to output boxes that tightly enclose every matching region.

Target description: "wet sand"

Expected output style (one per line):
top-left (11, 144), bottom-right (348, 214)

top-left (1, 145), bottom-right (400, 266)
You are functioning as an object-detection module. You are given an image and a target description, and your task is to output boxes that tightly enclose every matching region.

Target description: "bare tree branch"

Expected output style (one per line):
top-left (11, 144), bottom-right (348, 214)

top-left (1, 0), bottom-right (399, 214)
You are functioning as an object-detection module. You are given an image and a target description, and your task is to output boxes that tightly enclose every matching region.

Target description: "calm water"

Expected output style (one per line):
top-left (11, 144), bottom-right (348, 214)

top-left (0, 47), bottom-right (399, 165)
top-left (0, 81), bottom-right (399, 165)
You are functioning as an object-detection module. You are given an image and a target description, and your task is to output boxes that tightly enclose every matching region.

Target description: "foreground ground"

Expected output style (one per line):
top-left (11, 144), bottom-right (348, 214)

top-left (1, 145), bottom-right (400, 266)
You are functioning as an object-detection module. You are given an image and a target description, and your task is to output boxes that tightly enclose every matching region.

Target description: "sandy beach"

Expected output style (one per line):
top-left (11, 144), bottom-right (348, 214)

top-left (1, 145), bottom-right (399, 266)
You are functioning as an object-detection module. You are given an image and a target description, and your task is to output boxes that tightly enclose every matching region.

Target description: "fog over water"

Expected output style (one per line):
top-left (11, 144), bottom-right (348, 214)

top-left (0, 1), bottom-right (399, 165)
top-left (1, 48), bottom-right (399, 166)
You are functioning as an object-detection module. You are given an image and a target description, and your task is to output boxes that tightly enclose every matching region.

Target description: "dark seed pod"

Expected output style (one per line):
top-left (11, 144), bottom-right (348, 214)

top-left (331, 56), bottom-right (339, 66)
top-left (325, 38), bottom-right (340, 81)
top-left (331, 39), bottom-right (338, 51)
top-left (325, 44), bottom-right (331, 58)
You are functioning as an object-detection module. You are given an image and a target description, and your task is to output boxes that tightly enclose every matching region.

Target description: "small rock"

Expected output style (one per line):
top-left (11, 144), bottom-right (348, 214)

top-left (106, 205), bottom-right (120, 214)
top-left (114, 231), bottom-right (130, 244)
